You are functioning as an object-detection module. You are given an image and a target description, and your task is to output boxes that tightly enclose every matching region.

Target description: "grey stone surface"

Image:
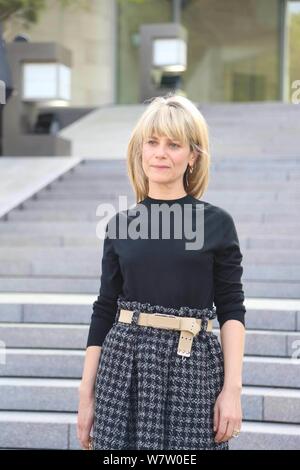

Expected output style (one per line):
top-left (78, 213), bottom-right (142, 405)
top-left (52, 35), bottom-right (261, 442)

top-left (244, 309), bottom-right (297, 331)
top-left (23, 303), bottom-right (92, 324)
top-left (244, 330), bottom-right (287, 357)
top-left (0, 324), bottom-right (89, 349)
top-left (0, 277), bottom-right (99, 293)
top-left (0, 304), bottom-right (22, 322)
top-left (0, 378), bottom-right (80, 412)
top-left (230, 421), bottom-right (300, 450)
top-left (243, 357), bottom-right (300, 388)
top-left (0, 411), bottom-right (76, 449)
top-left (0, 349), bottom-right (85, 378)
top-left (264, 392), bottom-right (300, 423)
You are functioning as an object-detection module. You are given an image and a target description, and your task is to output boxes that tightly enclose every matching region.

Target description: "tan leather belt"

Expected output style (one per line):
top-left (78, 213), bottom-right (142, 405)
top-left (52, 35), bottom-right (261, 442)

top-left (118, 309), bottom-right (213, 357)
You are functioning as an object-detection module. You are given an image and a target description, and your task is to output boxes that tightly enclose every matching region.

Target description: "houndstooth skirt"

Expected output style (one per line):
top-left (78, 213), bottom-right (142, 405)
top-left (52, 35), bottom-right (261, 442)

top-left (93, 297), bottom-right (229, 450)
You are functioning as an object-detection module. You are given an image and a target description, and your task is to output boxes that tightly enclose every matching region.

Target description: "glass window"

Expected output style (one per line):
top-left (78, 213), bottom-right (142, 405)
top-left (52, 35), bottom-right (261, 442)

top-left (117, 0), bottom-right (281, 103)
top-left (117, 0), bottom-right (172, 104)
top-left (181, 0), bottom-right (280, 102)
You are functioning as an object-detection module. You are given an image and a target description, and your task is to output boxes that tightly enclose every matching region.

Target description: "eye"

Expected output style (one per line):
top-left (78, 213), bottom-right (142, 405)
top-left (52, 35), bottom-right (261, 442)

top-left (170, 143), bottom-right (180, 148)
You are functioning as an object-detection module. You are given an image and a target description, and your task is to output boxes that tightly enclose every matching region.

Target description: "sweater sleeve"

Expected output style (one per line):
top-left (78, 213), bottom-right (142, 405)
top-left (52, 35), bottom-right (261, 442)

top-left (213, 209), bottom-right (246, 329)
top-left (86, 220), bottom-right (123, 348)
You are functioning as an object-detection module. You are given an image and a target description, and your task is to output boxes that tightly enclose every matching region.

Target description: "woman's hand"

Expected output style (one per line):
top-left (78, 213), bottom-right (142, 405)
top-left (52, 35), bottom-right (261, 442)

top-left (77, 387), bottom-right (95, 450)
top-left (213, 385), bottom-right (242, 443)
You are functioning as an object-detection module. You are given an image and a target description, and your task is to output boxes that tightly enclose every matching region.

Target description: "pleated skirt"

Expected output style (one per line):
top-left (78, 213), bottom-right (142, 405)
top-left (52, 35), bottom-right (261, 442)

top-left (93, 297), bottom-right (229, 450)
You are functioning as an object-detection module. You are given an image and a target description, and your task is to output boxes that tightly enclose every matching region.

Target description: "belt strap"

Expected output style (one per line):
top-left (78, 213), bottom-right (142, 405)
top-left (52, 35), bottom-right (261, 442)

top-left (118, 309), bottom-right (213, 357)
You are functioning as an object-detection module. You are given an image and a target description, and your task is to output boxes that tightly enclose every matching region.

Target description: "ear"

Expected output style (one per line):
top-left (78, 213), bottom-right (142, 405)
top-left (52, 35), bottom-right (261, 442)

top-left (189, 152), bottom-right (197, 165)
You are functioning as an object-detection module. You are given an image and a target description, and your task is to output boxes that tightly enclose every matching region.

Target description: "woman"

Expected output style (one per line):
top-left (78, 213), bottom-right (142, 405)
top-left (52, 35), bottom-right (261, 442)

top-left (77, 94), bottom-right (246, 450)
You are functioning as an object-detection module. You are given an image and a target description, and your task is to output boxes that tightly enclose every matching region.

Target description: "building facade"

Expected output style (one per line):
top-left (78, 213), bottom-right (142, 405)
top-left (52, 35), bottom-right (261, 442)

top-left (3, 0), bottom-right (300, 106)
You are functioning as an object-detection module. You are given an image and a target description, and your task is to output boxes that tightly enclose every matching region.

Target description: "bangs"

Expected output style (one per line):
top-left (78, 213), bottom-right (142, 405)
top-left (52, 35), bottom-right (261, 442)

top-left (141, 105), bottom-right (191, 147)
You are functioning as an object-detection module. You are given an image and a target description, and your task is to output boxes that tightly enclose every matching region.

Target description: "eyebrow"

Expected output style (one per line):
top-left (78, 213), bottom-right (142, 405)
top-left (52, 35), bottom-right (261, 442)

top-left (149, 135), bottom-right (179, 142)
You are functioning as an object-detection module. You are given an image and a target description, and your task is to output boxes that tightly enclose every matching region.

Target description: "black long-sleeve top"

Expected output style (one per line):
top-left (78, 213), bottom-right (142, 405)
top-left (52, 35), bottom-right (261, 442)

top-left (86, 194), bottom-right (246, 347)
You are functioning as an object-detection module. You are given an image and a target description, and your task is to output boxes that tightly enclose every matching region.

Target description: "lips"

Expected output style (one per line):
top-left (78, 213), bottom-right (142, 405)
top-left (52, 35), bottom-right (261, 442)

top-left (151, 165), bottom-right (170, 168)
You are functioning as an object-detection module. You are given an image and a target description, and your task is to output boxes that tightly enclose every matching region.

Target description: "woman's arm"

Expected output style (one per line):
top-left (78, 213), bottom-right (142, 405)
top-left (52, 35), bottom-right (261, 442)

top-left (221, 319), bottom-right (245, 391)
top-left (213, 320), bottom-right (245, 443)
top-left (77, 346), bottom-right (102, 449)
top-left (212, 208), bottom-right (246, 443)
top-left (79, 345), bottom-right (102, 396)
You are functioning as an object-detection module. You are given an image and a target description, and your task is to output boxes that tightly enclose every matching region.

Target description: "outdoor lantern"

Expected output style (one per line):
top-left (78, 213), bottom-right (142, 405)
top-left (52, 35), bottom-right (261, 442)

top-left (152, 38), bottom-right (187, 72)
top-left (22, 62), bottom-right (71, 102)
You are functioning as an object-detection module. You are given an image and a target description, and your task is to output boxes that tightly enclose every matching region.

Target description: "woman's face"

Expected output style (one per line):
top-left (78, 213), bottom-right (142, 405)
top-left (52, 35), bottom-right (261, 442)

top-left (142, 134), bottom-right (194, 185)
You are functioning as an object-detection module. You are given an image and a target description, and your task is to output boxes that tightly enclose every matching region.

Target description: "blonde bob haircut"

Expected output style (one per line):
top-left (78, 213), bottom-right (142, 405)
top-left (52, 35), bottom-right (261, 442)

top-left (127, 93), bottom-right (211, 203)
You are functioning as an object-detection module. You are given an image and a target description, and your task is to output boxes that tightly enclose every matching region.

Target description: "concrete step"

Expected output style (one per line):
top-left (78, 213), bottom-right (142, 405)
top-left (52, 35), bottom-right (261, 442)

top-left (0, 300), bottom-right (93, 324)
top-left (50, 180), bottom-right (131, 190)
top-left (243, 251), bottom-right (300, 264)
top-left (1, 246), bottom-right (300, 265)
top-left (244, 281), bottom-right (300, 299)
top-left (1, 221), bottom-right (300, 237)
top-left (246, 237), bottom-right (300, 250)
top-left (57, 171), bottom-right (300, 183)
top-left (33, 191), bottom-right (134, 200)
top-left (242, 385), bottom-right (300, 424)
top-left (14, 181), bottom-right (299, 196)
top-left (1, 234), bottom-right (300, 251)
top-left (0, 378), bottom-right (299, 425)
top-left (46, 177), bottom-right (300, 189)
top-left (2, 252), bottom-right (300, 277)
top-left (28, 189), bottom-right (300, 202)
top-left (0, 276), bottom-right (299, 297)
top-left (23, 198), bottom-right (120, 210)
top-left (1, 349), bottom-right (299, 387)
top-left (0, 348), bottom-right (85, 378)
top-left (0, 323), bottom-right (89, 349)
top-left (209, 173), bottom-right (300, 182)
top-left (229, 421), bottom-right (300, 450)
top-left (7, 209), bottom-right (296, 223)
top-left (0, 234), bottom-right (100, 247)
top-left (0, 252), bottom-right (102, 277)
top-left (0, 323), bottom-right (299, 357)
top-left (0, 258), bottom-right (300, 280)
top-left (1, 411), bottom-right (300, 449)
top-left (0, 275), bottom-right (300, 299)
top-left (7, 209), bottom-right (103, 222)
top-left (0, 277), bottom-right (100, 294)
top-left (0, 411), bottom-right (79, 449)
top-left (0, 377), bottom-right (80, 412)
top-left (22, 198), bottom-right (300, 215)
top-left (243, 356), bottom-right (300, 388)
top-left (0, 221), bottom-right (97, 235)
top-left (244, 265), bottom-right (300, 281)
top-left (0, 300), bottom-right (299, 331)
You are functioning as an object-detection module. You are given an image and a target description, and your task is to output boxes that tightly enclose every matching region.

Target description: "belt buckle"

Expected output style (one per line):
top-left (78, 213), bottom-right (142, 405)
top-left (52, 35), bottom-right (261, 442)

top-left (154, 313), bottom-right (177, 318)
top-left (177, 330), bottom-right (194, 357)
top-left (151, 312), bottom-right (180, 330)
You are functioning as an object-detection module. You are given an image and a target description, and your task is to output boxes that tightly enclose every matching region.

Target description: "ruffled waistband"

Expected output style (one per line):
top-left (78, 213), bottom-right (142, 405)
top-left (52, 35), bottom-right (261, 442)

top-left (116, 295), bottom-right (216, 321)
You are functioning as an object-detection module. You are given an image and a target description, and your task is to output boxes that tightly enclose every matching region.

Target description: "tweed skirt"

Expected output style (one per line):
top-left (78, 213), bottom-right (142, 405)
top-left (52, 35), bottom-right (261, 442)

top-left (93, 297), bottom-right (229, 450)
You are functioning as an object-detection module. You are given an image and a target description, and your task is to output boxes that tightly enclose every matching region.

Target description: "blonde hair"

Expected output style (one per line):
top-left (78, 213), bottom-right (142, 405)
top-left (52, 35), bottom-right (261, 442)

top-left (126, 93), bottom-right (211, 203)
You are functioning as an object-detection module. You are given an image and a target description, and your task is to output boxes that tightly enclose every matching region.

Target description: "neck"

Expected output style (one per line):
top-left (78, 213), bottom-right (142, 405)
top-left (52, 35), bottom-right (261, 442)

top-left (147, 189), bottom-right (188, 200)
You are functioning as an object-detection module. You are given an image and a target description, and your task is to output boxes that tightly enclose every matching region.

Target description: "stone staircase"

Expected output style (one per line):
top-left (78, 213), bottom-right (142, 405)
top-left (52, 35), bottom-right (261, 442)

top-left (59, 102), bottom-right (300, 159)
top-left (0, 154), bottom-right (300, 449)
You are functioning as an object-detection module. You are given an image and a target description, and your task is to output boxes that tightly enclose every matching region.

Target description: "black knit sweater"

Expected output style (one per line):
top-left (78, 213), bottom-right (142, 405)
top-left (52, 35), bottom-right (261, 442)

top-left (86, 194), bottom-right (246, 347)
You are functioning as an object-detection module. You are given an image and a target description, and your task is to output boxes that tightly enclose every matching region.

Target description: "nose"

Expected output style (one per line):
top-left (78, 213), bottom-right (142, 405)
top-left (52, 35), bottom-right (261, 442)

top-left (154, 142), bottom-right (169, 156)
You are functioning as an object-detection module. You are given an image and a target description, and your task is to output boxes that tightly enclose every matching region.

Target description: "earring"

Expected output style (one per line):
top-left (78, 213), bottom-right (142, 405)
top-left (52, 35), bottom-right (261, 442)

top-left (189, 165), bottom-right (194, 174)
